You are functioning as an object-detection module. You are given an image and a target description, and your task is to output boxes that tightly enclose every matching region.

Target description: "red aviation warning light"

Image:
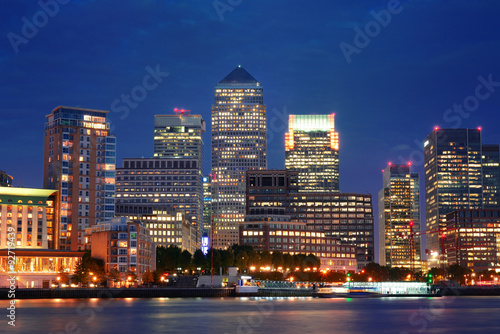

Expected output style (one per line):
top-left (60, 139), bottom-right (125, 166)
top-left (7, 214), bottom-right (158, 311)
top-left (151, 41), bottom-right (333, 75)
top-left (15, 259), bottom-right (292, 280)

top-left (434, 126), bottom-right (439, 131)
top-left (478, 126), bottom-right (482, 131)
top-left (173, 108), bottom-right (191, 115)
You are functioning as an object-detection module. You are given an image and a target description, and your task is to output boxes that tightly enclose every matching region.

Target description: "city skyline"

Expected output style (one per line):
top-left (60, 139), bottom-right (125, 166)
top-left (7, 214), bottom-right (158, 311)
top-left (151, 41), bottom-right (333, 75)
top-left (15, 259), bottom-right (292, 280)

top-left (2, 2), bottom-right (500, 332)
top-left (2, 2), bottom-right (500, 248)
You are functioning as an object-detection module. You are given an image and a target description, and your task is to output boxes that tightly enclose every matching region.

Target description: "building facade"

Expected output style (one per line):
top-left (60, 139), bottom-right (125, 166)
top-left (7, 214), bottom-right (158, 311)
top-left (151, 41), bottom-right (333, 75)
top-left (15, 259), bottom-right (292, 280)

top-left (203, 175), bottom-right (212, 237)
top-left (288, 193), bottom-right (374, 270)
top-left (154, 113), bottom-right (205, 161)
top-left (285, 114), bottom-right (339, 192)
top-left (0, 170), bottom-right (13, 187)
top-left (0, 187), bottom-right (59, 249)
top-left (154, 113), bottom-right (205, 237)
top-left (115, 208), bottom-right (197, 254)
top-left (239, 221), bottom-right (357, 272)
top-left (244, 171), bottom-right (373, 270)
top-left (211, 66), bottom-right (267, 248)
top-left (445, 209), bottom-right (500, 272)
top-left (424, 128), bottom-right (500, 261)
top-left (246, 170), bottom-right (298, 222)
top-left (378, 163), bottom-right (421, 271)
top-left (44, 106), bottom-right (116, 251)
top-left (482, 144), bottom-right (500, 208)
top-left (87, 217), bottom-right (155, 281)
top-left (116, 158), bottom-right (201, 232)
top-left (0, 249), bottom-right (84, 288)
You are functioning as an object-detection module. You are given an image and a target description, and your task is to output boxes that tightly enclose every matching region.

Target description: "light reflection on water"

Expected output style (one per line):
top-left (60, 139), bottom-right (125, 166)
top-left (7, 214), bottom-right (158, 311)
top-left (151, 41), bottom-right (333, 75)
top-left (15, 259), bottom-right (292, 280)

top-left (4, 296), bottom-right (500, 334)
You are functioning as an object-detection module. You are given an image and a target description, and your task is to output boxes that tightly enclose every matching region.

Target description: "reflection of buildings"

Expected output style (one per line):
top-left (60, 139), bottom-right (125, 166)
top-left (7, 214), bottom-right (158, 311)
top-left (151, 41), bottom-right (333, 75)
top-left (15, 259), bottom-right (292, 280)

top-left (43, 106), bottom-right (116, 251)
top-left (424, 128), bottom-right (500, 263)
top-left (115, 157), bottom-right (201, 249)
top-left (445, 209), bottom-right (500, 272)
top-left (0, 249), bottom-right (84, 288)
top-left (285, 114), bottom-right (339, 192)
top-left (378, 163), bottom-right (421, 271)
top-left (86, 217), bottom-right (155, 281)
top-left (0, 187), bottom-right (59, 249)
top-left (239, 221), bottom-right (357, 272)
top-left (211, 66), bottom-right (267, 249)
top-left (0, 170), bottom-right (13, 187)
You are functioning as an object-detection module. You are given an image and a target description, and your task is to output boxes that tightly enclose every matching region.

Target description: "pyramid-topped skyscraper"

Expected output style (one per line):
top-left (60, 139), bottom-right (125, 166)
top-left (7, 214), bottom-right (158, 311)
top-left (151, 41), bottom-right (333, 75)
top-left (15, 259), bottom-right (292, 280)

top-left (211, 66), bottom-right (267, 249)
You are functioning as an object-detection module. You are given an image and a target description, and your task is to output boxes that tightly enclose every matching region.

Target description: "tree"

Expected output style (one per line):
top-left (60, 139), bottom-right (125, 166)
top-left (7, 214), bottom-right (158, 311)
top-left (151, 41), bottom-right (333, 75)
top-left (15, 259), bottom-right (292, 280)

top-left (292, 254), bottom-right (307, 270)
top-left (193, 249), bottom-right (207, 270)
top-left (388, 267), bottom-right (413, 281)
top-left (425, 267), bottom-right (444, 284)
top-left (235, 251), bottom-right (249, 271)
top-left (363, 262), bottom-right (390, 281)
top-left (220, 249), bottom-right (235, 269)
top-left (142, 270), bottom-right (154, 285)
top-left (447, 264), bottom-right (471, 284)
top-left (107, 268), bottom-right (121, 285)
top-left (305, 253), bottom-right (321, 269)
top-left (72, 251), bottom-right (106, 284)
top-left (208, 249), bottom-right (222, 273)
top-left (157, 245), bottom-right (181, 271)
top-left (179, 250), bottom-right (193, 271)
top-left (126, 271), bottom-right (138, 285)
top-left (248, 250), bottom-right (261, 269)
top-left (283, 253), bottom-right (294, 271)
top-left (272, 251), bottom-right (284, 269)
top-left (260, 250), bottom-right (272, 268)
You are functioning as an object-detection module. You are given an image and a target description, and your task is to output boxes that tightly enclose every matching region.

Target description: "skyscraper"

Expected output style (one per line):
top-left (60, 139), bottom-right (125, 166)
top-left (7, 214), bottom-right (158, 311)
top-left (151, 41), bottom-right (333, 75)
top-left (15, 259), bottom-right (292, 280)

top-left (211, 66), bottom-right (267, 249)
top-left (44, 106), bottom-right (116, 251)
top-left (482, 144), bottom-right (500, 208)
top-left (115, 157), bottom-right (202, 243)
top-left (154, 113), bottom-right (205, 161)
top-left (285, 114), bottom-right (339, 192)
top-left (153, 113), bottom-right (205, 235)
top-left (424, 128), bottom-right (491, 261)
top-left (378, 163), bottom-right (421, 271)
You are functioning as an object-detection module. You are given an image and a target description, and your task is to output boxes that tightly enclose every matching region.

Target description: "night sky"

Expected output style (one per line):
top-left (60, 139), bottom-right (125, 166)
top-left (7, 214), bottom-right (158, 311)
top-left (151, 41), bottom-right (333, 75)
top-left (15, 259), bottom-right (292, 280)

top-left (2, 1), bottom-right (500, 242)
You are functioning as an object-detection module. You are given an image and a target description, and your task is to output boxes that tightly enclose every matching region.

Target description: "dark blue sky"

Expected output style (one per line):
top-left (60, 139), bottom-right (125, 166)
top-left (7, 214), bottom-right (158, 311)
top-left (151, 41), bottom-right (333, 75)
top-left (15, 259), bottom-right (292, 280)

top-left (2, 1), bottom-right (500, 228)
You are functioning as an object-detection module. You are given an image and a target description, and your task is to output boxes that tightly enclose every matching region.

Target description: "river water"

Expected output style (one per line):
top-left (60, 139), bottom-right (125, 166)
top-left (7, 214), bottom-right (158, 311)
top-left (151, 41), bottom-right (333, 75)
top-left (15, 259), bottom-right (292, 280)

top-left (3, 296), bottom-right (500, 333)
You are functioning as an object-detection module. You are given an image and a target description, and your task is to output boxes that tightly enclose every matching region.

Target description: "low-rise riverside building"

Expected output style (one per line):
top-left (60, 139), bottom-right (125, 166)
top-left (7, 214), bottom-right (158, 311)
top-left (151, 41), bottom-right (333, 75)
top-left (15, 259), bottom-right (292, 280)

top-left (86, 217), bottom-right (155, 283)
top-left (240, 221), bottom-right (357, 272)
top-left (0, 249), bottom-right (84, 288)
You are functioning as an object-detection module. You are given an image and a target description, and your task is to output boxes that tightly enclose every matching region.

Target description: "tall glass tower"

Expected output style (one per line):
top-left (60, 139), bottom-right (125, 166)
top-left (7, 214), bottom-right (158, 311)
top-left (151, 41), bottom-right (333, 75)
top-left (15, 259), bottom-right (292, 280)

top-left (153, 112), bottom-right (205, 236)
top-left (424, 128), bottom-right (484, 261)
top-left (154, 113), bottom-right (205, 161)
top-left (482, 144), bottom-right (500, 208)
top-left (211, 66), bottom-right (267, 249)
top-left (378, 163), bottom-right (421, 271)
top-left (44, 106), bottom-right (116, 251)
top-left (285, 114), bottom-right (339, 192)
